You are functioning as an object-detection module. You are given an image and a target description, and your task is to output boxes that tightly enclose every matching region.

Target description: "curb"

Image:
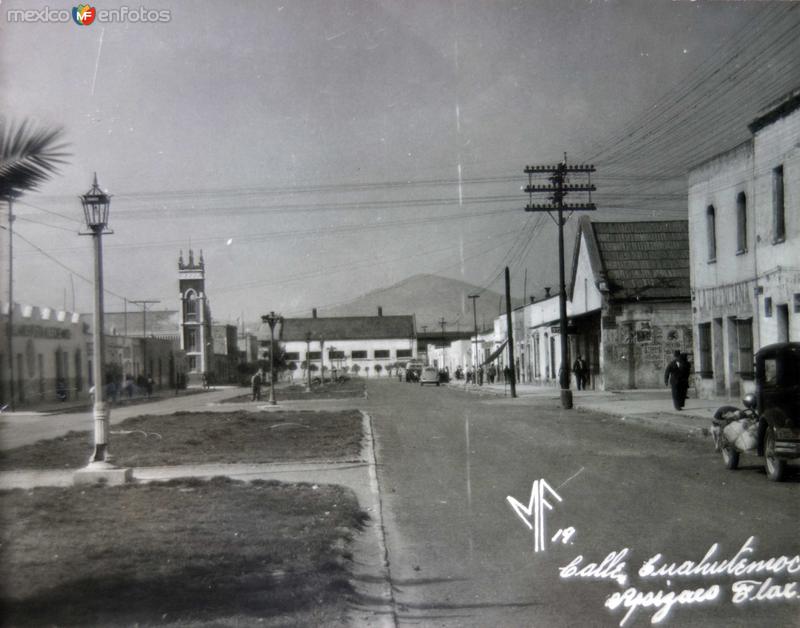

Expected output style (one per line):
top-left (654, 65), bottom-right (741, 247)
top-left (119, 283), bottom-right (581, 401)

top-left (347, 412), bottom-right (397, 628)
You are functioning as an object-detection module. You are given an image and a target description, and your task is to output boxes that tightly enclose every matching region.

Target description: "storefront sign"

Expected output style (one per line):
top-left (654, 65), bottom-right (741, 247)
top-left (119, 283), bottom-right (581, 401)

top-left (12, 324), bottom-right (71, 340)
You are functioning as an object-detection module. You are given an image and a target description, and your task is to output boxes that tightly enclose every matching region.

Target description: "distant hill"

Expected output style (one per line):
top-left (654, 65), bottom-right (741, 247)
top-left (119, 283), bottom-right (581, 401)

top-left (318, 274), bottom-right (523, 333)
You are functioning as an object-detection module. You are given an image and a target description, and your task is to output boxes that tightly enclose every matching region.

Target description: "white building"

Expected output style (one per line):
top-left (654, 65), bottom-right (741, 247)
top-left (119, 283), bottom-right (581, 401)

top-left (275, 309), bottom-right (416, 378)
top-left (0, 302), bottom-right (90, 406)
top-left (688, 88), bottom-right (800, 398)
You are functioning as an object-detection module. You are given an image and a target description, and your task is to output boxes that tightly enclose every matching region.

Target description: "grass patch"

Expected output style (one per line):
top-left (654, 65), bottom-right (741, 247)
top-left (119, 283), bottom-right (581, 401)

top-left (0, 477), bottom-right (368, 626)
top-left (224, 380), bottom-right (366, 403)
top-left (0, 410), bottom-right (363, 471)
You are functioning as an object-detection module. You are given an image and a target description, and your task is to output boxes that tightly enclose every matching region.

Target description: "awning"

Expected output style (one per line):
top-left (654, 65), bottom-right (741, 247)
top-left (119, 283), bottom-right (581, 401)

top-left (482, 339), bottom-right (508, 366)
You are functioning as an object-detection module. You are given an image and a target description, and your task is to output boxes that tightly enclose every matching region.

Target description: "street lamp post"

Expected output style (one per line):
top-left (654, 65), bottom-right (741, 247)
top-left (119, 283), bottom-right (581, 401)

top-left (79, 174), bottom-right (116, 467)
top-left (305, 332), bottom-right (312, 392)
top-left (261, 311), bottom-right (282, 405)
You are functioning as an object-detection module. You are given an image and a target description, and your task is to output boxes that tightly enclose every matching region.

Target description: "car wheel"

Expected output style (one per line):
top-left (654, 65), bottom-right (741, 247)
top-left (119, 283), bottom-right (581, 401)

top-left (764, 428), bottom-right (787, 482)
top-left (721, 446), bottom-right (739, 470)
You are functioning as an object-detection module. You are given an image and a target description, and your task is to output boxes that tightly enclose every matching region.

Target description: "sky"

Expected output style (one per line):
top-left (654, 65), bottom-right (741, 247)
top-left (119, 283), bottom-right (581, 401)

top-left (0, 0), bottom-right (791, 326)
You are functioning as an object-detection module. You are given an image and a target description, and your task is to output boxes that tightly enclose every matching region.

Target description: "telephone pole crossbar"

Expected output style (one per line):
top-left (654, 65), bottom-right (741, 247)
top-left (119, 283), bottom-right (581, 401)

top-left (523, 160), bottom-right (596, 409)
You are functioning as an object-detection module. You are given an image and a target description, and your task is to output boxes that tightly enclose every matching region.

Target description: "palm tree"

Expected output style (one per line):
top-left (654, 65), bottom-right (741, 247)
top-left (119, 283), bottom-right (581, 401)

top-left (1, 119), bottom-right (69, 410)
top-left (0, 119), bottom-right (69, 201)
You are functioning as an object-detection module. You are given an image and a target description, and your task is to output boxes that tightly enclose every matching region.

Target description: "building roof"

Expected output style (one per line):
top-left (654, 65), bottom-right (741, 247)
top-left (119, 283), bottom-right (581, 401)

top-left (279, 315), bottom-right (415, 342)
top-left (572, 217), bottom-right (690, 302)
top-left (748, 87), bottom-right (800, 134)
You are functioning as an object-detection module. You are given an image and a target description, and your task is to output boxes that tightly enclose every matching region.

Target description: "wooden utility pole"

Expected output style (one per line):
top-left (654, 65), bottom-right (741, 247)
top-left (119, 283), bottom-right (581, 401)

top-left (6, 198), bottom-right (14, 410)
top-left (468, 294), bottom-right (480, 381)
top-left (524, 159), bottom-right (596, 409)
top-left (438, 317), bottom-right (446, 368)
top-left (504, 267), bottom-right (517, 398)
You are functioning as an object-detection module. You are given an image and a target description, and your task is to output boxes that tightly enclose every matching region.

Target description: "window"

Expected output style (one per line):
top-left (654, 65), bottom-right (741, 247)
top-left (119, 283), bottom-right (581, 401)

top-left (706, 205), bottom-right (716, 261)
top-left (765, 297), bottom-right (773, 318)
top-left (374, 350), bottom-right (390, 359)
top-left (698, 323), bottom-right (712, 378)
top-left (795, 293), bottom-right (800, 314)
top-left (328, 350), bottom-right (344, 360)
top-left (186, 328), bottom-right (198, 352)
top-left (736, 319), bottom-right (753, 379)
top-left (736, 192), bottom-right (747, 254)
top-left (285, 352), bottom-right (300, 361)
top-left (307, 351), bottom-right (321, 360)
top-left (351, 350), bottom-right (367, 359)
top-left (184, 290), bottom-right (198, 320)
top-left (396, 349), bottom-right (412, 358)
top-left (773, 165), bottom-right (785, 242)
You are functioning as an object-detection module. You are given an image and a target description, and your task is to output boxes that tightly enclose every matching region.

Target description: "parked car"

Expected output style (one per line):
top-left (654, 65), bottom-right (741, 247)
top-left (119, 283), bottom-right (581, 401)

top-left (419, 366), bottom-right (440, 386)
top-left (712, 342), bottom-right (800, 481)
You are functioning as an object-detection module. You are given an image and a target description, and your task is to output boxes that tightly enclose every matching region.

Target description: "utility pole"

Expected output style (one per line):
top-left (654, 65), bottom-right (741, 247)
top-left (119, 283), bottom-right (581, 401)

top-left (505, 267), bottom-right (517, 398)
top-left (468, 294), bottom-right (480, 384)
top-left (439, 317), bottom-right (447, 369)
top-left (524, 158), bottom-right (596, 409)
top-left (130, 299), bottom-right (160, 378)
top-left (6, 198), bottom-right (15, 410)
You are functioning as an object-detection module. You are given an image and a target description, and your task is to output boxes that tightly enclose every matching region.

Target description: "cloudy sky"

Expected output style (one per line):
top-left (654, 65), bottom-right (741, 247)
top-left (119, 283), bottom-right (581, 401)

top-left (1, 0), bottom-right (792, 324)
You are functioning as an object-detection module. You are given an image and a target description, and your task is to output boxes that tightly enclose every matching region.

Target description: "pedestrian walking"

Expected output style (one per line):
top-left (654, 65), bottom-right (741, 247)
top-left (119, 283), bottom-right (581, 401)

top-left (573, 355), bottom-right (587, 390)
top-left (664, 350), bottom-right (686, 410)
top-left (251, 370), bottom-right (263, 401)
top-left (678, 353), bottom-right (692, 406)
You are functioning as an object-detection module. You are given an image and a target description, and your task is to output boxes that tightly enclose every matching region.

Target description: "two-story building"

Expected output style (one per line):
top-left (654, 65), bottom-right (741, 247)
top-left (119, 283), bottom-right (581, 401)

top-left (688, 88), bottom-right (800, 398)
top-left (274, 308), bottom-right (416, 378)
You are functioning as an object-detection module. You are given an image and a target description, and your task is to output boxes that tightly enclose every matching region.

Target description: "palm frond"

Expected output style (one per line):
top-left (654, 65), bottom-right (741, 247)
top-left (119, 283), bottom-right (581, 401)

top-left (0, 119), bottom-right (70, 201)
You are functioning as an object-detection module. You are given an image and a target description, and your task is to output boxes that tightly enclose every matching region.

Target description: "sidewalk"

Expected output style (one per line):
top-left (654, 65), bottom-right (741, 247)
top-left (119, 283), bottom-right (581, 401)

top-left (454, 381), bottom-right (734, 438)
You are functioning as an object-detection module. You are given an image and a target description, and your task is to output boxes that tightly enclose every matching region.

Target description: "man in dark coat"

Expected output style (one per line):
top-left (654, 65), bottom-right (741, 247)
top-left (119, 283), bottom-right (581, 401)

top-left (664, 350), bottom-right (685, 410)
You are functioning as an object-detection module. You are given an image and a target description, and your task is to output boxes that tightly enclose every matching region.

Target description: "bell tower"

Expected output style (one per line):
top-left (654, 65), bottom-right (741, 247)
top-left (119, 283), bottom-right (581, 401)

top-left (178, 249), bottom-right (212, 382)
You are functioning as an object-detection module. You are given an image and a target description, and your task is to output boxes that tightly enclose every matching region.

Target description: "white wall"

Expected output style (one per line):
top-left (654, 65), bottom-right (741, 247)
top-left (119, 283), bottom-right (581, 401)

top-left (571, 232), bottom-right (604, 317)
top-left (282, 337), bottom-right (415, 376)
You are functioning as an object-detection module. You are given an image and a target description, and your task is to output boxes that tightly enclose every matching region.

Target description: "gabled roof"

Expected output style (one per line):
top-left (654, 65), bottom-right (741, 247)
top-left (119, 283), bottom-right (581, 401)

top-left (279, 315), bottom-right (415, 342)
top-left (571, 217), bottom-right (690, 302)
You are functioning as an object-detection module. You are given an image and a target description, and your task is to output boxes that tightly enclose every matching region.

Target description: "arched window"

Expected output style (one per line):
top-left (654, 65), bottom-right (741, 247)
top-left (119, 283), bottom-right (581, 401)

top-left (184, 290), bottom-right (198, 320)
top-left (736, 192), bottom-right (747, 254)
top-left (706, 205), bottom-right (717, 261)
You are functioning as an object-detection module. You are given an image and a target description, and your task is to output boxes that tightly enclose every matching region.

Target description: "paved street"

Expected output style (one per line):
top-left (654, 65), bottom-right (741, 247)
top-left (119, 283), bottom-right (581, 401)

top-left (1, 380), bottom-right (798, 627)
top-left (364, 380), bottom-right (799, 628)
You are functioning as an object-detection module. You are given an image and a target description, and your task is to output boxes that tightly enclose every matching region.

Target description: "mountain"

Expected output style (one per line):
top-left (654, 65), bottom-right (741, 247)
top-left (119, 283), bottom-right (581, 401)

top-left (318, 274), bottom-right (524, 333)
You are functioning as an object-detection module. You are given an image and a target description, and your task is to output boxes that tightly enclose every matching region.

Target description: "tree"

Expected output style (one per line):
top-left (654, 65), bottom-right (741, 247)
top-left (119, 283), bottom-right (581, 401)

top-left (287, 361), bottom-right (297, 381)
top-left (0, 120), bottom-right (69, 201)
top-left (374, 364), bottom-right (383, 376)
top-left (365, 366), bottom-right (370, 377)
top-left (351, 364), bottom-right (361, 376)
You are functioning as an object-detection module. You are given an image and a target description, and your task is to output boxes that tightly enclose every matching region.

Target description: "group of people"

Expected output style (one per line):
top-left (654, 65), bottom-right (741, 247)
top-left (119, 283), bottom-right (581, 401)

top-left (664, 350), bottom-right (693, 410)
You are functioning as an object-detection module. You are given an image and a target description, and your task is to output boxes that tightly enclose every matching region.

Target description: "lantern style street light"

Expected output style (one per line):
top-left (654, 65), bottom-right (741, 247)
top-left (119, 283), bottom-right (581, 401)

top-left (80, 173), bottom-right (114, 466)
top-left (261, 311), bottom-right (282, 405)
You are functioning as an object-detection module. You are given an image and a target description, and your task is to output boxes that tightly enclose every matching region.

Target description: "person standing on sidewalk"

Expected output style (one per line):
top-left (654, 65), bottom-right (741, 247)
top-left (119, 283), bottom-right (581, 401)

top-left (664, 350), bottom-right (685, 410)
top-left (573, 355), bottom-right (587, 390)
top-left (251, 370), bottom-right (263, 401)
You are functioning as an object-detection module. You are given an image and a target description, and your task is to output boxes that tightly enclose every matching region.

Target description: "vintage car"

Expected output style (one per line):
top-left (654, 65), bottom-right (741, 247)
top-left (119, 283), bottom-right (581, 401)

top-left (419, 366), bottom-right (441, 386)
top-left (712, 342), bottom-right (800, 481)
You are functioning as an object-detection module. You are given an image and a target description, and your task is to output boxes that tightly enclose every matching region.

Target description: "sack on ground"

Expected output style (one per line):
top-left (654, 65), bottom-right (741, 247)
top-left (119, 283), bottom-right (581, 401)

top-left (722, 419), bottom-right (758, 452)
